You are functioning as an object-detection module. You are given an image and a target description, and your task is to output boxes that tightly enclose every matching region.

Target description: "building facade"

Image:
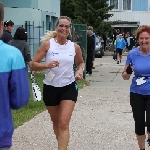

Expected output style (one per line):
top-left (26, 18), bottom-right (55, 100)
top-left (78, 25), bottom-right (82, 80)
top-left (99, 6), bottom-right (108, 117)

top-left (1, 0), bottom-right (60, 57)
top-left (108, 0), bottom-right (150, 33)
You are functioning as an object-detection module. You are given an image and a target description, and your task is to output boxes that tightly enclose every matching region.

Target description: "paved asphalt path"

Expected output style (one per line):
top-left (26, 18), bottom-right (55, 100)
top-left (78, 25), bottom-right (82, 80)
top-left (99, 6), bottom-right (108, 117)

top-left (12, 55), bottom-right (147, 150)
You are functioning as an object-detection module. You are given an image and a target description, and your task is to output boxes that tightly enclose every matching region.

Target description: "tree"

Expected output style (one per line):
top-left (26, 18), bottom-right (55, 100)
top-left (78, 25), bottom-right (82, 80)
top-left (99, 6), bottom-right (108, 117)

top-left (60, 0), bottom-right (76, 20)
top-left (60, 0), bottom-right (115, 35)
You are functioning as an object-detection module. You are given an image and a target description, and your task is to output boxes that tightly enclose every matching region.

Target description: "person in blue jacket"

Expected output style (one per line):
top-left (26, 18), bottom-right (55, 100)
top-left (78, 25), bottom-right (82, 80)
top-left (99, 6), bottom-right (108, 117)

top-left (122, 25), bottom-right (150, 150)
top-left (0, 3), bottom-right (30, 150)
top-left (115, 33), bottom-right (126, 64)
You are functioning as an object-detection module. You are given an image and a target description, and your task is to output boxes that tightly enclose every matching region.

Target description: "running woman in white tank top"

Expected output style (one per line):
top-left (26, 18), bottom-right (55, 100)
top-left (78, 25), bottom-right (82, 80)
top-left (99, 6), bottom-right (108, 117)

top-left (43, 38), bottom-right (76, 87)
top-left (31, 16), bottom-right (85, 150)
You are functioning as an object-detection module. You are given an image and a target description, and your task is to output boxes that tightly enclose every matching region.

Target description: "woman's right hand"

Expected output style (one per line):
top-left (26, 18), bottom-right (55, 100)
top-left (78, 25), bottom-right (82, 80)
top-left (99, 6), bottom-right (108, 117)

top-left (47, 61), bottom-right (59, 69)
top-left (126, 64), bottom-right (133, 74)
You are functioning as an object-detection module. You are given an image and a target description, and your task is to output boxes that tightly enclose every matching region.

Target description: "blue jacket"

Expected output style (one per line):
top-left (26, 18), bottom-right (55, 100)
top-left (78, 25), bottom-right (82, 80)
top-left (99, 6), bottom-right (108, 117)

top-left (0, 40), bottom-right (30, 148)
top-left (92, 32), bottom-right (96, 49)
top-left (115, 38), bottom-right (126, 49)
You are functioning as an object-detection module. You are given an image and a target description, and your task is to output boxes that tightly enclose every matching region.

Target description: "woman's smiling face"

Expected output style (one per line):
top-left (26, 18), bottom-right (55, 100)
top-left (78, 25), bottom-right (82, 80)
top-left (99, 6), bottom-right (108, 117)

top-left (56, 19), bottom-right (71, 39)
top-left (138, 31), bottom-right (150, 50)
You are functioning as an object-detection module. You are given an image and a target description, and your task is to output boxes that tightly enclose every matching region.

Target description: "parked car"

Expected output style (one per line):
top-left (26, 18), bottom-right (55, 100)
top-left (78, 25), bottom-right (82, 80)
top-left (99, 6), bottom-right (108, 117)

top-left (105, 37), bottom-right (113, 51)
top-left (94, 36), bottom-right (104, 58)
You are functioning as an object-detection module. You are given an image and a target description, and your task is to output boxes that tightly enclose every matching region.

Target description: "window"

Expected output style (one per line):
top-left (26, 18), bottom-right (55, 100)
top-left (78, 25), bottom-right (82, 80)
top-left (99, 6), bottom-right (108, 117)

top-left (123, 0), bottom-right (131, 10)
top-left (110, 0), bottom-right (118, 9)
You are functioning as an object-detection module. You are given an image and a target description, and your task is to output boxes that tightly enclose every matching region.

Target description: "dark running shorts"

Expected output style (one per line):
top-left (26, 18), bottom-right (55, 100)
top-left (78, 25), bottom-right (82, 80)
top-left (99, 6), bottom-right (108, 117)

top-left (116, 48), bottom-right (123, 55)
top-left (43, 81), bottom-right (78, 106)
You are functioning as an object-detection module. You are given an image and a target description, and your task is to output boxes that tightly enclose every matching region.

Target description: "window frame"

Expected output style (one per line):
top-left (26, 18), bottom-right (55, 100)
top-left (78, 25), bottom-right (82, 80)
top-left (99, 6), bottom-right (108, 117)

top-left (122, 0), bottom-right (132, 11)
top-left (109, 0), bottom-right (119, 11)
top-left (148, 0), bottom-right (150, 12)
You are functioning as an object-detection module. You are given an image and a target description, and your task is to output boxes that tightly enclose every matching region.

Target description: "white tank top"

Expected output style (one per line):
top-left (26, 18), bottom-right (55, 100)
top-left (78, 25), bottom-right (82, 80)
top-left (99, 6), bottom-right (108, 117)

top-left (43, 38), bottom-right (76, 87)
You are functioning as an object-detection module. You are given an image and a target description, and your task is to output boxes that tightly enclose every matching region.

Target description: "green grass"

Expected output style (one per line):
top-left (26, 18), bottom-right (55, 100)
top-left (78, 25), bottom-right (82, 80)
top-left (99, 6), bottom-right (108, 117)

top-left (12, 73), bottom-right (89, 128)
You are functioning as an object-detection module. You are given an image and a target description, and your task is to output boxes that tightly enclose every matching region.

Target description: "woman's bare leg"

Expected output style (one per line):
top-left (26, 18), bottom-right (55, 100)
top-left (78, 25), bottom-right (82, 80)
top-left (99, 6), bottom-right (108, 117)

top-left (136, 134), bottom-right (146, 149)
top-left (46, 105), bottom-right (59, 140)
top-left (58, 100), bottom-right (75, 150)
top-left (147, 131), bottom-right (150, 139)
top-left (46, 100), bottom-right (75, 150)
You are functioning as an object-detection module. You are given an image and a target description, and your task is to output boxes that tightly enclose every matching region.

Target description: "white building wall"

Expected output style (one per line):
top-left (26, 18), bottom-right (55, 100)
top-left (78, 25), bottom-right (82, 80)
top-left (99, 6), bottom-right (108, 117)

top-left (109, 12), bottom-right (150, 26)
top-left (37, 0), bottom-right (60, 17)
top-left (37, 0), bottom-right (51, 11)
top-left (4, 7), bottom-right (41, 26)
top-left (50, 0), bottom-right (60, 17)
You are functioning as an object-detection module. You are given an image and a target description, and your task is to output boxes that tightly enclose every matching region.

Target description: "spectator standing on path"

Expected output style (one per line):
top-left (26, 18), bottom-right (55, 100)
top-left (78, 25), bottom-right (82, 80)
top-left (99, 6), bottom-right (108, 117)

top-left (113, 35), bottom-right (119, 55)
top-left (31, 16), bottom-right (84, 150)
top-left (115, 33), bottom-right (126, 64)
top-left (130, 32), bottom-right (136, 50)
top-left (8, 27), bottom-right (32, 72)
top-left (0, 3), bottom-right (30, 150)
top-left (123, 32), bottom-right (128, 52)
top-left (114, 35), bottom-right (119, 46)
top-left (88, 26), bottom-right (96, 69)
top-left (116, 28), bottom-right (120, 35)
top-left (86, 29), bottom-right (95, 76)
top-left (122, 25), bottom-right (150, 150)
top-left (126, 32), bottom-right (131, 51)
top-left (0, 20), bottom-right (14, 43)
top-left (111, 28), bottom-right (117, 45)
top-left (102, 34), bottom-right (107, 51)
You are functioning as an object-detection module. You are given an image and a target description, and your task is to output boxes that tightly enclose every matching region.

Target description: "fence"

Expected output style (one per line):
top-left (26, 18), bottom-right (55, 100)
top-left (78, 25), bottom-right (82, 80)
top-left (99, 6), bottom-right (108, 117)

top-left (71, 24), bottom-right (87, 79)
top-left (23, 21), bottom-right (49, 61)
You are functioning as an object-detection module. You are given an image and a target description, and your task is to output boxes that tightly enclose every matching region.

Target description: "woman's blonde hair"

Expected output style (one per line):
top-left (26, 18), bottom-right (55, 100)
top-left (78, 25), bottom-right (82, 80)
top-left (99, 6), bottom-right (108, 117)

top-left (40, 16), bottom-right (71, 42)
top-left (55, 16), bottom-right (71, 27)
top-left (40, 30), bottom-right (57, 42)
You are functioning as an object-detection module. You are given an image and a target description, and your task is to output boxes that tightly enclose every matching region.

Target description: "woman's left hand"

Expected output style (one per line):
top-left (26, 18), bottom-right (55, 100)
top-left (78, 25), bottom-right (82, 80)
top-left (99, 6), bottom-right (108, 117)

top-left (75, 69), bottom-right (83, 81)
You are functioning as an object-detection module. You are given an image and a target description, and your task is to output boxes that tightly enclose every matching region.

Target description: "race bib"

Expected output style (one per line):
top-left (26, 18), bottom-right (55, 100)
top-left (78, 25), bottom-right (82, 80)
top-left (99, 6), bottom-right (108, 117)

top-left (45, 71), bottom-right (55, 82)
top-left (136, 77), bottom-right (146, 85)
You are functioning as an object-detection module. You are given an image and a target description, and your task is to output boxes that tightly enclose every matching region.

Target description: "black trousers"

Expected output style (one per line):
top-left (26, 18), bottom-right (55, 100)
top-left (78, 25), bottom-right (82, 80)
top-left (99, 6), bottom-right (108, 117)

top-left (86, 53), bottom-right (93, 74)
top-left (130, 92), bottom-right (150, 135)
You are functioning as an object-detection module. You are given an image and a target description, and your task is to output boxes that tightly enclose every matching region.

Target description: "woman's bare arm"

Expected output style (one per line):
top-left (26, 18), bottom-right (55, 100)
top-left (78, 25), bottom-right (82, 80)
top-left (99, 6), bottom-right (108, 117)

top-left (74, 43), bottom-right (85, 80)
top-left (31, 41), bottom-right (50, 71)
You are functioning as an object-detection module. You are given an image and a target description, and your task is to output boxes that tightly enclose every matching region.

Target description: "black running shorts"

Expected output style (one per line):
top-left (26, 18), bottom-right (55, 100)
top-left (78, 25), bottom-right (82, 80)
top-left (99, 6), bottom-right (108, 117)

top-left (116, 48), bottom-right (123, 55)
top-left (43, 81), bottom-right (78, 106)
